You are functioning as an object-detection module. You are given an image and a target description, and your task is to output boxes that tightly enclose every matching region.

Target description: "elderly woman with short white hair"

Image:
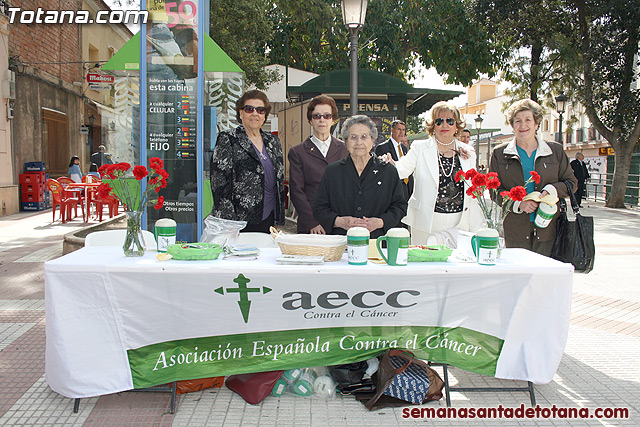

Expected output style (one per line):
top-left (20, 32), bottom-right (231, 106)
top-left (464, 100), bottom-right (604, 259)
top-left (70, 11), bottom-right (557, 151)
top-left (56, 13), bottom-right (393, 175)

top-left (312, 115), bottom-right (407, 239)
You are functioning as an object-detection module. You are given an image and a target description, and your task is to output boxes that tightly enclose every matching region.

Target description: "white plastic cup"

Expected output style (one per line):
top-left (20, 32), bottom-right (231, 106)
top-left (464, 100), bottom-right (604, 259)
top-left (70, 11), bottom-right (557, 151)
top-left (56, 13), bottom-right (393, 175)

top-left (471, 228), bottom-right (500, 265)
top-left (534, 203), bottom-right (558, 228)
top-left (347, 227), bottom-right (369, 265)
top-left (376, 228), bottom-right (410, 266)
top-left (154, 218), bottom-right (177, 252)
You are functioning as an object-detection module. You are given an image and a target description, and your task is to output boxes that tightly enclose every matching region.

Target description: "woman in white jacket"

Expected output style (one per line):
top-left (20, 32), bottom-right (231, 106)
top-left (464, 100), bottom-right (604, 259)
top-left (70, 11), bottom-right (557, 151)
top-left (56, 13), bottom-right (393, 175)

top-left (383, 101), bottom-right (484, 246)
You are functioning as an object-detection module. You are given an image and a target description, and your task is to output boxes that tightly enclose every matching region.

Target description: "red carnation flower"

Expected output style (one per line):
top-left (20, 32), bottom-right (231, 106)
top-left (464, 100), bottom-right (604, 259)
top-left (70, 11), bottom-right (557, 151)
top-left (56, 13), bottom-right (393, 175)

top-left (149, 157), bottom-right (164, 170)
top-left (500, 190), bottom-right (511, 198)
top-left (98, 183), bottom-right (112, 198)
top-left (465, 168), bottom-right (478, 180)
top-left (115, 162), bottom-right (130, 172)
top-left (509, 186), bottom-right (527, 201)
top-left (158, 169), bottom-right (169, 179)
top-left (154, 196), bottom-right (164, 210)
top-left (133, 165), bottom-right (148, 180)
top-left (160, 179), bottom-right (168, 189)
top-left (454, 170), bottom-right (466, 182)
top-left (98, 164), bottom-right (109, 177)
top-left (530, 171), bottom-right (541, 184)
top-left (487, 177), bottom-right (501, 190)
top-left (105, 164), bottom-right (117, 178)
top-left (471, 173), bottom-right (488, 187)
top-left (466, 185), bottom-right (478, 198)
top-left (487, 172), bottom-right (499, 179)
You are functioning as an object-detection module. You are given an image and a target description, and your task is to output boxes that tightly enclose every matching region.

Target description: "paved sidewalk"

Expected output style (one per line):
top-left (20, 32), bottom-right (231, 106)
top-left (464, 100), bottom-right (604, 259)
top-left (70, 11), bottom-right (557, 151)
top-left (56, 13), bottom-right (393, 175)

top-left (0, 203), bottom-right (639, 426)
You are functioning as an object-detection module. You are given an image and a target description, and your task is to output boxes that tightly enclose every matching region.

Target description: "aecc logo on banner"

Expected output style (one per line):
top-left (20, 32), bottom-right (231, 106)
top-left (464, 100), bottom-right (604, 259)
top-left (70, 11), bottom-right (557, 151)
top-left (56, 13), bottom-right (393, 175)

top-left (214, 273), bottom-right (420, 323)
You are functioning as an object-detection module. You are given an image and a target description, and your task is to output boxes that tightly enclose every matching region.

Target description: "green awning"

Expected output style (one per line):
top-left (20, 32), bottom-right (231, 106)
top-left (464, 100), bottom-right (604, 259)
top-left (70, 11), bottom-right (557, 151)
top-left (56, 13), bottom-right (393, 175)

top-left (287, 69), bottom-right (462, 115)
top-left (102, 33), bottom-right (142, 71)
top-left (102, 32), bottom-right (242, 73)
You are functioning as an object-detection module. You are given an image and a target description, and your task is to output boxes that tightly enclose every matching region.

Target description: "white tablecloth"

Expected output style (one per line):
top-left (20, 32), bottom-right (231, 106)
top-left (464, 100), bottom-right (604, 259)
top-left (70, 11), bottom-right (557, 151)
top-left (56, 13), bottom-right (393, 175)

top-left (45, 247), bottom-right (573, 398)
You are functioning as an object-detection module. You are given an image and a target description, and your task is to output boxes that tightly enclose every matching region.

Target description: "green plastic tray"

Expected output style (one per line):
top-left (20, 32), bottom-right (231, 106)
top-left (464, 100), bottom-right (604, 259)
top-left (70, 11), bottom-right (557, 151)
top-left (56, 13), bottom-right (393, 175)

top-left (408, 245), bottom-right (453, 262)
top-left (167, 243), bottom-right (223, 260)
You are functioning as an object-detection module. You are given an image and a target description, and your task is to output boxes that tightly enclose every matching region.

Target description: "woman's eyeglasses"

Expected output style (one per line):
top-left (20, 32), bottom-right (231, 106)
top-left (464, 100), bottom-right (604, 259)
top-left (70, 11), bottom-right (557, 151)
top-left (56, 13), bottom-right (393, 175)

top-left (312, 113), bottom-right (333, 120)
top-left (435, 117), bottom-right (456, 126)
top-left (348, 133), bottom-right (372, 142)
top-left (242, 105), bottom-right (266, 114)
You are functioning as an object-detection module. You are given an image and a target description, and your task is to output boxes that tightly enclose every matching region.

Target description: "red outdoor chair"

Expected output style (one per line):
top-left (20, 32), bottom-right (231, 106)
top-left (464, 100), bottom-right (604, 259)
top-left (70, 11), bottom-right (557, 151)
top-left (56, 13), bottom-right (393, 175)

top-left (82, 175), bottom-right (99, 220)
top-left (58, 176), bottom-right (86, 218)
top-left (57, 176), bottom-right (75, 185)
top-left (45, 178), bottom-right (84, 223)
top-left (85, 176), bottom-right (119, 221)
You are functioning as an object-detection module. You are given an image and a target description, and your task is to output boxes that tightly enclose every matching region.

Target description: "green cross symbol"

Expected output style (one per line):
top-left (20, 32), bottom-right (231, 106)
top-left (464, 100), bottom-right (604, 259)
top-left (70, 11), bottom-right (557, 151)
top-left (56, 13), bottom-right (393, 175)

top-left (214, 274), bottom-right (271, 323)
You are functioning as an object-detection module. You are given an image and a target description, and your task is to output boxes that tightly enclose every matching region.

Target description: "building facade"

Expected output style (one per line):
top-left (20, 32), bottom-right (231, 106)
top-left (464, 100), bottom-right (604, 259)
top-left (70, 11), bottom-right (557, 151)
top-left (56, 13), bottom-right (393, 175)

top-left (0, 0), bottom-right (132, 216)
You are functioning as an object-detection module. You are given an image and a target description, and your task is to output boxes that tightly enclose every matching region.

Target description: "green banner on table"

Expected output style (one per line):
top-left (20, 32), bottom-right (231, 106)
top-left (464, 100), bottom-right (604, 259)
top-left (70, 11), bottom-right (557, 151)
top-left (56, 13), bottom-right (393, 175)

top-left (128, 326), bottom-right (503, 388)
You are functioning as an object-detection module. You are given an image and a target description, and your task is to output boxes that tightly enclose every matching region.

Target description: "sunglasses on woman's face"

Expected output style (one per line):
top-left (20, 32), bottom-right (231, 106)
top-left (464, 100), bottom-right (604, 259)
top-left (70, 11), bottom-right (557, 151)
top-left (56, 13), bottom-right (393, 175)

top-left (312, 113), bottom-right (333, 120)
top-left (242, 105), bottom-right (266, 114)
top-left (435, 117), bottom-right (455, 126)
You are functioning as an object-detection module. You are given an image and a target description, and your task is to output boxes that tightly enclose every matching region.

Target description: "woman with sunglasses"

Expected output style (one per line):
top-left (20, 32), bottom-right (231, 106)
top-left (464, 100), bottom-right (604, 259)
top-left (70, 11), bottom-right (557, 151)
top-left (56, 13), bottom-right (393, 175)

top-left (210, 89), bottom-right (285, 233)
top-left (383, 101), bottom-right (483, 246)
top-left (288, 95), bottom-right (348, 234)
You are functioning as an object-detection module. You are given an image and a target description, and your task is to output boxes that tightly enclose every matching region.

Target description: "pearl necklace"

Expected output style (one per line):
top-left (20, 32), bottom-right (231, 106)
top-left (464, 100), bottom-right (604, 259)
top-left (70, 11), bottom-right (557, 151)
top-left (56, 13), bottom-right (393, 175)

top-left (438, 152), bottom-right (457, 178)
top-left (435, 137), bottom-right (455, 146)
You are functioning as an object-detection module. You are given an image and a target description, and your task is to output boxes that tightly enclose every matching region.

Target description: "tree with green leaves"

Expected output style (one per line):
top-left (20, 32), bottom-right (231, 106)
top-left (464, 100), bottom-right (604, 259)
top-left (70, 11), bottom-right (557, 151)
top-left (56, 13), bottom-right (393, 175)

top-left (266, 0), bottom-right (500, 86)
top-left (209, 0), bottom-right (280, 88)
top-left (473, 0), bottom-right (579, 105)
top-left (405, 115), bottom-right (424, 135)
top-left (573, 0), bottom-right (640, 208)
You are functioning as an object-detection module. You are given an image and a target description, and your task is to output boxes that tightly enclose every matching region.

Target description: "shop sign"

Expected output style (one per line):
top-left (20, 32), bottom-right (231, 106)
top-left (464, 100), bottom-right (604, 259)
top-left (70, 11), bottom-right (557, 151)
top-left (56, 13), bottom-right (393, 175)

top-left (87, 73), bottom-right (115, 84)
top-left (89, 83), bottom-right (112, 91)
top-left (599, 147), bottom-right (615, 155)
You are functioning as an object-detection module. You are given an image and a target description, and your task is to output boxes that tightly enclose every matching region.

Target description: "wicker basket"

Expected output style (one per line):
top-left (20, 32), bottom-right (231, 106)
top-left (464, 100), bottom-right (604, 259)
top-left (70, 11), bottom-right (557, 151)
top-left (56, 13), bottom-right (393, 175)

top-left (271, 228), bottom-right (347, 262)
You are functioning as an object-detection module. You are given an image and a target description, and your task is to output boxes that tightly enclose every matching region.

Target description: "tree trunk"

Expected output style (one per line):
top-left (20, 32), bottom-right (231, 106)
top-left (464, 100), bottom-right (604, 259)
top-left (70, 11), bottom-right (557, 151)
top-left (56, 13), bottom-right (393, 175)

top-left (529, 43), bottom-right (543, 103)
top-left (605, 137), bottom-right (635, 208)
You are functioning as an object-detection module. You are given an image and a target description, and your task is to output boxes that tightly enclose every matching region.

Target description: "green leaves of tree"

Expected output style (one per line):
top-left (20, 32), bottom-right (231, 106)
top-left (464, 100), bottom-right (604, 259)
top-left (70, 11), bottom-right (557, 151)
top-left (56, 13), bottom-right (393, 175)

top-left (209, 0), bottom-right (280, 88)
top-left (264, 0), bottom-right (499, 86)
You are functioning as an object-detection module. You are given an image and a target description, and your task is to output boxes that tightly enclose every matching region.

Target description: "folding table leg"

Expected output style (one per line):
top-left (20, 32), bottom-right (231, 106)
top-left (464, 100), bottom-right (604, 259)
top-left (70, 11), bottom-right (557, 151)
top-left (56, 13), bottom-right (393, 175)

top-left (73, 398), bottom-right (80, 413)
top-left (442, 363), bottom-right (452, 407)
top-left (528, 381), bottom-right (537, 406)
top-left (169, 381), bottom-right (177, 414)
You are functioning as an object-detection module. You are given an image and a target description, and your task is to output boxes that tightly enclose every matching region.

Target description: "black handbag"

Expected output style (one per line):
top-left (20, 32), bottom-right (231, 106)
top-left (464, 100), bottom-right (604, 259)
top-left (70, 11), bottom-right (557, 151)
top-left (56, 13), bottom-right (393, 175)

top-left (550, 180), bottom-right (595, 273)
top-left (329, 361), bottom-right (369, 389)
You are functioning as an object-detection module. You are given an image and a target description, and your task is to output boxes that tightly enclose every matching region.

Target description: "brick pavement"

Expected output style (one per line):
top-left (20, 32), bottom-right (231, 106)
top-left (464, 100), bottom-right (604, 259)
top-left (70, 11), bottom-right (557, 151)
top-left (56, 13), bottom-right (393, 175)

top-left (1, 205), bottom-right (639, 426)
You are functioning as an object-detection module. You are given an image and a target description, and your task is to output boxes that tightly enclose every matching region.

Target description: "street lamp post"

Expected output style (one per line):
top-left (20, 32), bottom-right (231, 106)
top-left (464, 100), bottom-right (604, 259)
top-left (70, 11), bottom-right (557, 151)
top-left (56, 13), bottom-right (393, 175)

top-left (341, 0), bottom-right (368, 116)
top-left (555, 91), bottom-right (569, 145)
top-left (474, 113), bottom-right (483, 169)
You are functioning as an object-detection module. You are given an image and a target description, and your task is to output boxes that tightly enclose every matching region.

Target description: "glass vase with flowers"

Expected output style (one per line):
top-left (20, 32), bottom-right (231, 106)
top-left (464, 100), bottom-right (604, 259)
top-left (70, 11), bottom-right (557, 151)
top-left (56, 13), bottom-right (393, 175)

top-left (97, 157), bottom-right (169, 256)
top-left (455, 169), bottom-right (541, 255)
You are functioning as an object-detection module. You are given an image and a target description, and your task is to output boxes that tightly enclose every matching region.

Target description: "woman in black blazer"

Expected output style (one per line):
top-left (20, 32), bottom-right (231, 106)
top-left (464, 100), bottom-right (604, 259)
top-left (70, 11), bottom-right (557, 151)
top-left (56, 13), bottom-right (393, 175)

top-left (210, 90), bottom-right (285, 233)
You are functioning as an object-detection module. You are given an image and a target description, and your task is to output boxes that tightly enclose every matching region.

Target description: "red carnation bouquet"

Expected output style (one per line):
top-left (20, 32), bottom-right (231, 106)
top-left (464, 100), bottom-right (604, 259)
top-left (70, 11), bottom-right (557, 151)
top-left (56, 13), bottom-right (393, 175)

top-left (455, 169), bottom-right (541, 225)
top-left (97, 157), bottom-right (168, 212)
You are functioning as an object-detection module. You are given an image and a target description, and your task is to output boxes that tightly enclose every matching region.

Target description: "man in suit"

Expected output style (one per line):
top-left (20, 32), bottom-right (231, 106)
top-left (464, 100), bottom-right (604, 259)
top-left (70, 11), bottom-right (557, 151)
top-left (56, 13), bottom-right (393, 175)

top-left (570, 152), bottom-right (590, 207)
top-left (459, 129), bottom-right (472, 144)
top-left (288, 95), bottom-right (348, 234)
top-left (374, 120), bottom-right (414, 200)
